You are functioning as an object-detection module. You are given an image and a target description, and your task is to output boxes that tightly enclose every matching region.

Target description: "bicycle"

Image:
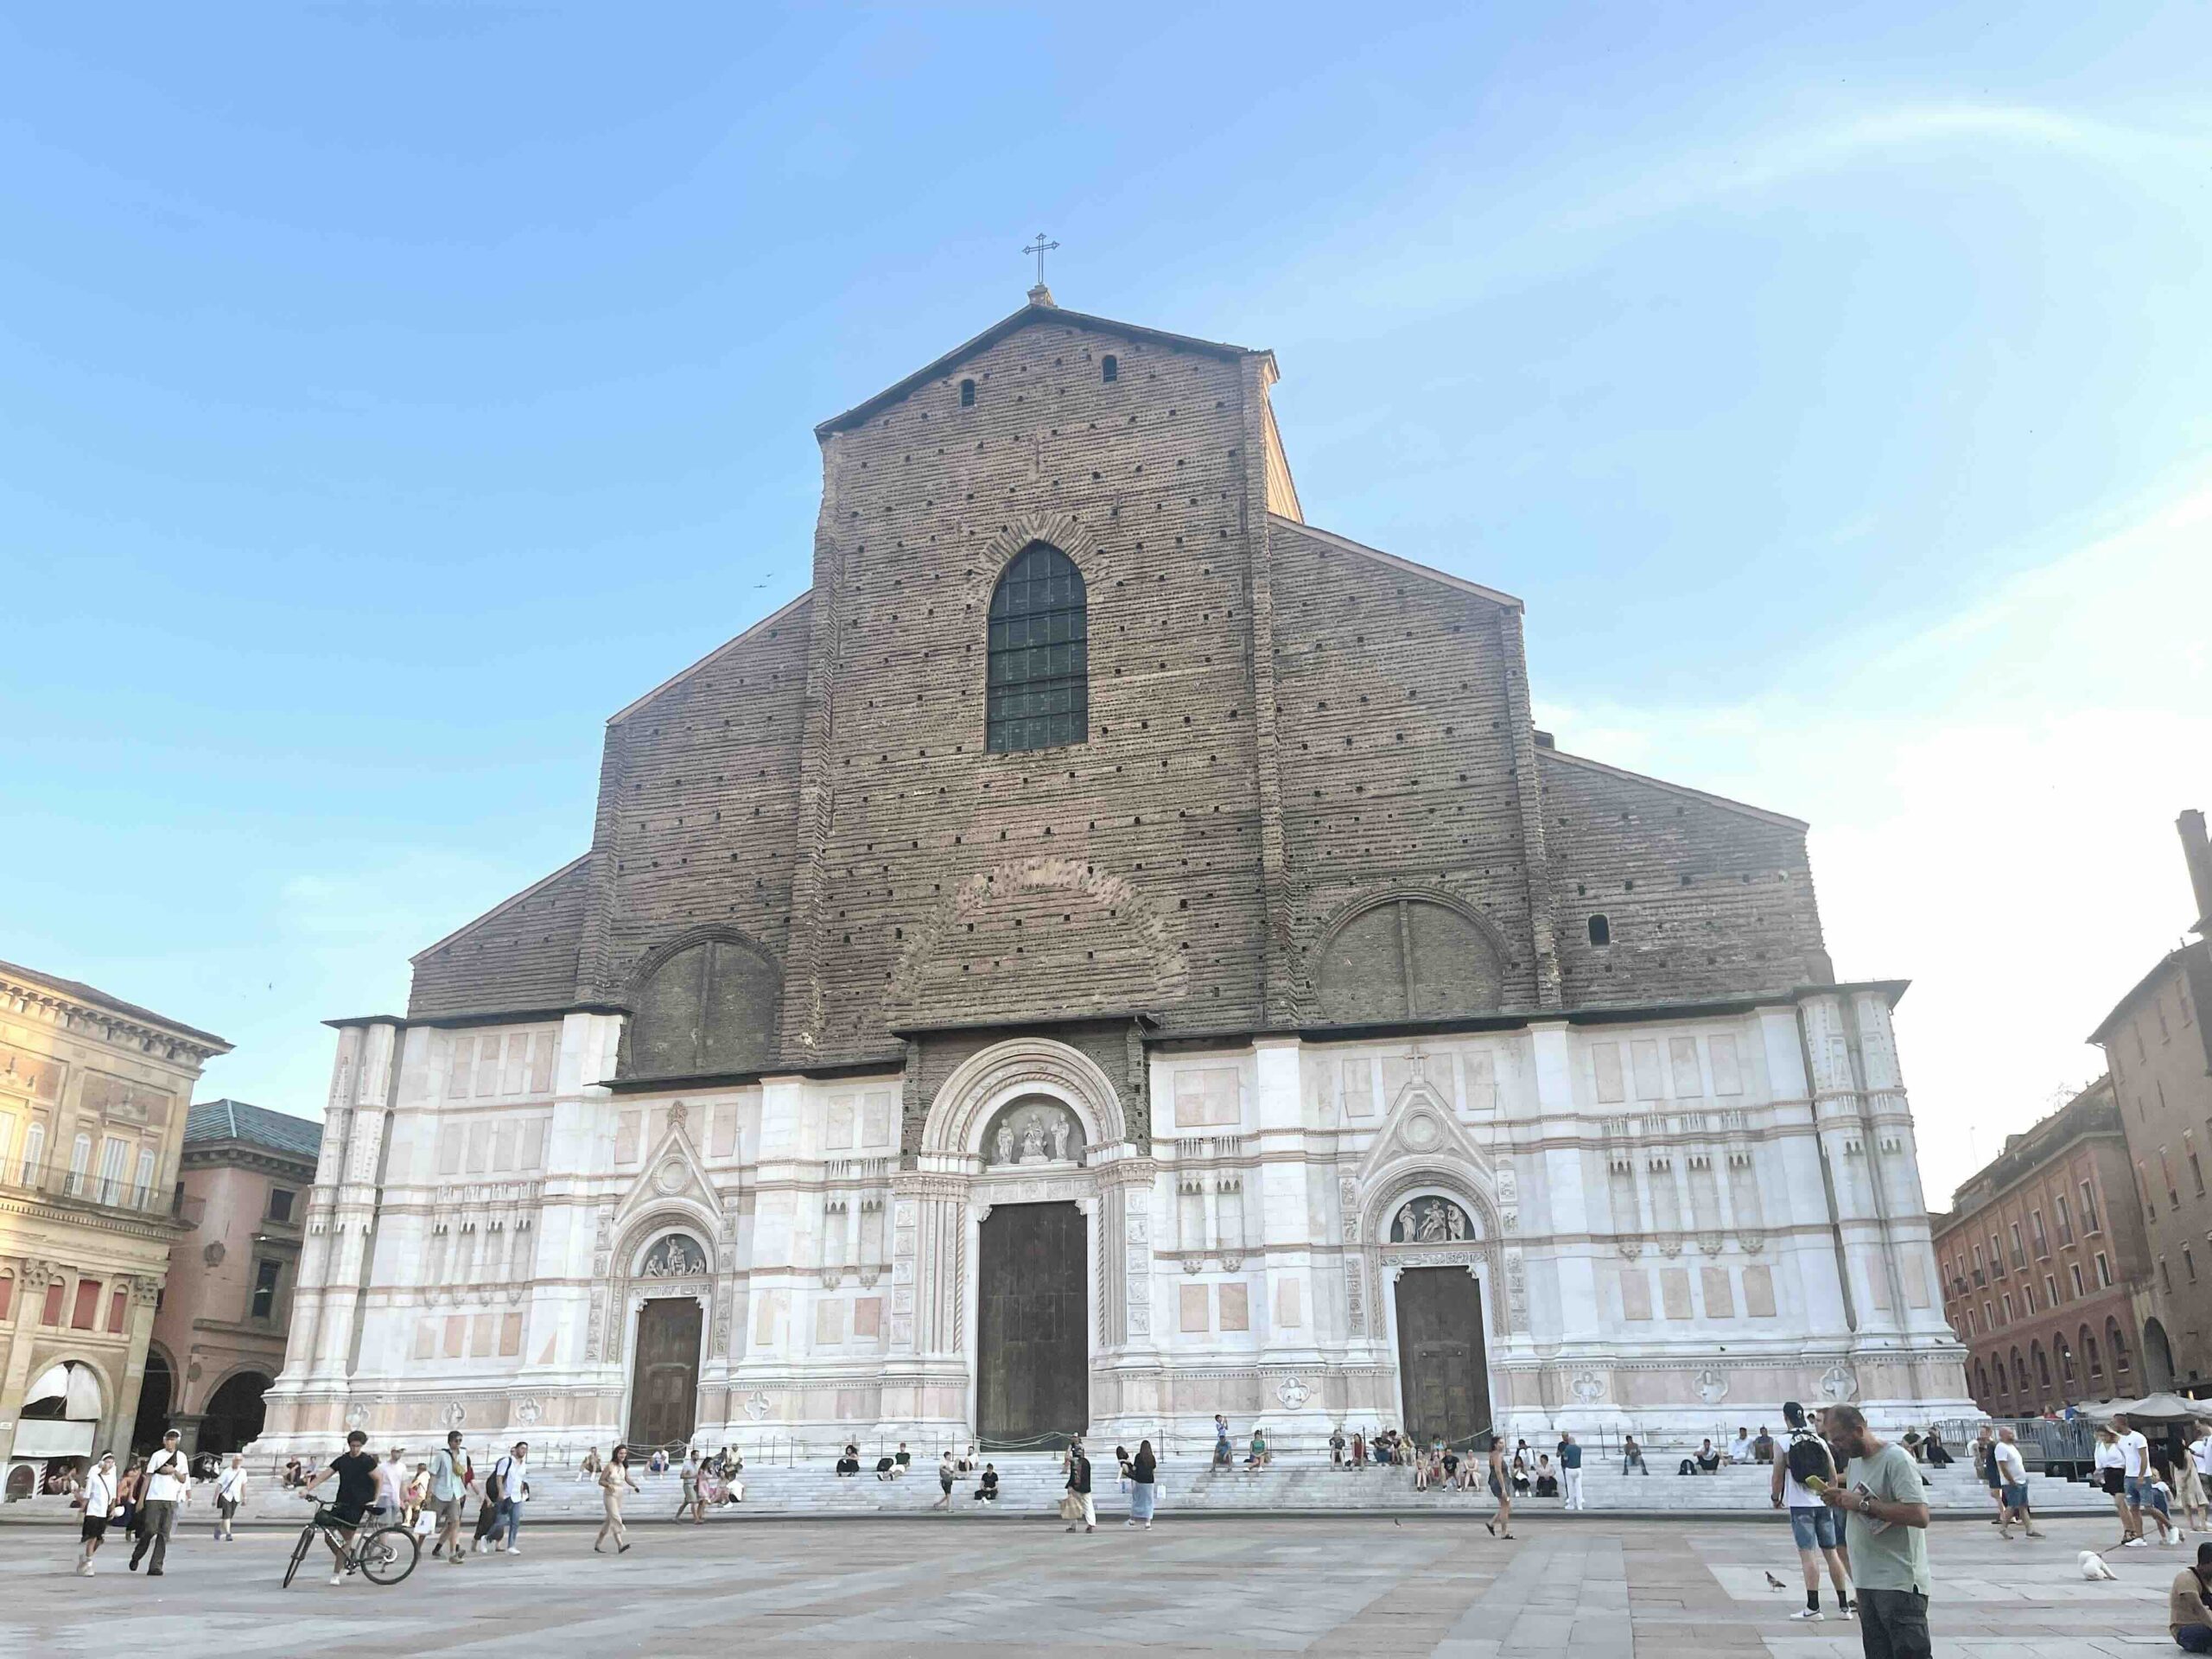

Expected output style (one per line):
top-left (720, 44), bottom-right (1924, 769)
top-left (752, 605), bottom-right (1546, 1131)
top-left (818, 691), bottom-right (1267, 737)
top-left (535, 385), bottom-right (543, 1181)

top-left (283, 1498), bottom-right (421, 1588)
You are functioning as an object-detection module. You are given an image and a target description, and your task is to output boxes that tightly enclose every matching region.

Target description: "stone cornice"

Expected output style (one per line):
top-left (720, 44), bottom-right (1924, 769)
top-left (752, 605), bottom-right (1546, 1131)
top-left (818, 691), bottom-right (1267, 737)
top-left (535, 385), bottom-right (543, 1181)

top-left (0, 1189), bottom-right (191, 1243)
top-left (0, 964), bottom-right (230, 1063)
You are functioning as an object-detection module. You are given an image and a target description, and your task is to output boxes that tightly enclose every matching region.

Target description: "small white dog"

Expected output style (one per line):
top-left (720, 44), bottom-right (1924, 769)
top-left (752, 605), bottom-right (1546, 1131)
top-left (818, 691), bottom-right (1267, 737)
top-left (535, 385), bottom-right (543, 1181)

top-left (2079, 1549), bottom-right (2119, 1581)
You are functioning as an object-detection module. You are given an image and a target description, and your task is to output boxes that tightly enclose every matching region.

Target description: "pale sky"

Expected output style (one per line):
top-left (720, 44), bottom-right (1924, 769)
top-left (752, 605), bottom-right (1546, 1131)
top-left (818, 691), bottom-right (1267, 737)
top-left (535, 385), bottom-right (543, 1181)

top-left (2, 6), bottom-right (2206, 1210)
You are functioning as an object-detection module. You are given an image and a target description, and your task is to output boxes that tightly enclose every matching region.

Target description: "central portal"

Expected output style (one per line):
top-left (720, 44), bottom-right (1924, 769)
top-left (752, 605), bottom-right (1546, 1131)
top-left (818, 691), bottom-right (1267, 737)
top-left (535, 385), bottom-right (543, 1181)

top-left (627, 1297), bottom-right (702, 1450)
top-left (976, 1201), bottom-right (1088, 1446)
top-left (1395, 1266), bottom-right (1491, 1446)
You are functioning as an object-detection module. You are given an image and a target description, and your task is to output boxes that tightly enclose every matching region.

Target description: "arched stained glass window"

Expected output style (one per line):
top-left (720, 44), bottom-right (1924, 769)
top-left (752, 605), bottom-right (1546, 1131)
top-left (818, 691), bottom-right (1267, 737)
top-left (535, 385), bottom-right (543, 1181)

top-left (987, 543), bottom-right (1087, 753)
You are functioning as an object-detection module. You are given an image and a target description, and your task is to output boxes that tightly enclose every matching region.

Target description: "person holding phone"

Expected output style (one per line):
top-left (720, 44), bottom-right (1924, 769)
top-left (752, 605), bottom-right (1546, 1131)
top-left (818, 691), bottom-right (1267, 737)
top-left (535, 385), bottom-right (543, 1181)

top-left (1819, 1405), bottom-right (1930, 1659)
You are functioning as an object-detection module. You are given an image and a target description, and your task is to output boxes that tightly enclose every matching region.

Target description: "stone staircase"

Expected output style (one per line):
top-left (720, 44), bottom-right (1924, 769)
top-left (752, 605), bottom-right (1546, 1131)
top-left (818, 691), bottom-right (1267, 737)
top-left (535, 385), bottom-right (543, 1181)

top-left (24, 1451), bottom-right (2100, 1528)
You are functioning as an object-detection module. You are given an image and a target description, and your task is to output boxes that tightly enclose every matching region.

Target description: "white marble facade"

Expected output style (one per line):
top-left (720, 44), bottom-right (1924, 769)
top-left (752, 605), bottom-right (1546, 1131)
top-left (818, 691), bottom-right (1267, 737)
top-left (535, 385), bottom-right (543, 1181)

top-left (259, 982), bottom-right (1969, 1457)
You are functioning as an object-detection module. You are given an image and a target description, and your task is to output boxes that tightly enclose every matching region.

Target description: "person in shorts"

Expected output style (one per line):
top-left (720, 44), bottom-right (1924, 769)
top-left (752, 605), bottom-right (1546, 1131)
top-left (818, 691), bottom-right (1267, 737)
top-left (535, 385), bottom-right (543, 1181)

top-left (1993, 1427), bottom-right (2042, 1539)
top-left (299, 1429), bottom-right (382, 1586)
top-left (76, 1452), bottom-right (119, 1576)
top-left (1773, 1401), bottom-right (1854, 1622)
top-left (428, 1429), bottom-right (474, 1563)
top-left (213, 1452), bottom-right (248, 1541)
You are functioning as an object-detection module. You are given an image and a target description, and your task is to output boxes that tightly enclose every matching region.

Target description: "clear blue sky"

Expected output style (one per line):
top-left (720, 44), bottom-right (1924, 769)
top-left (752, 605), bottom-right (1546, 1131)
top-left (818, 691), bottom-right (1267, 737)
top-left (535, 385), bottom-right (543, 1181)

top-left (4, 5), bottom-right (2208, 1202)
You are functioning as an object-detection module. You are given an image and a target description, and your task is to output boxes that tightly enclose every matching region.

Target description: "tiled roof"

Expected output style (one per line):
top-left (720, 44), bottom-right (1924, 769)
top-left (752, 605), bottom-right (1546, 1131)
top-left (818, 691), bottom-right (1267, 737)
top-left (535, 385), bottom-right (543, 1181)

top-left (183, 1098), bottom-right (323, 1161)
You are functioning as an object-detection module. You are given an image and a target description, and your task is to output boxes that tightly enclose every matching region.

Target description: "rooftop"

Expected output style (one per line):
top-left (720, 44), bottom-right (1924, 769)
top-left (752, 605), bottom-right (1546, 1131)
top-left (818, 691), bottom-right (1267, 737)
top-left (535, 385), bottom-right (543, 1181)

top-left (183, 1097), bottom-right (323, 1162)
top-left (0, 956), bottom-right (231, 1052)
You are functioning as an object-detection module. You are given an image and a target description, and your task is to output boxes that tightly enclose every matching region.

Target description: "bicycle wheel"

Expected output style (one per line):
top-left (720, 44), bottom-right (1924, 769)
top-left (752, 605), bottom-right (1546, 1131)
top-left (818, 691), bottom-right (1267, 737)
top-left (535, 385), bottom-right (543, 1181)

top-left (357, 1524), bottom-right (420, 1586)
top-left (283, 1523), bottom-right (316, 1588)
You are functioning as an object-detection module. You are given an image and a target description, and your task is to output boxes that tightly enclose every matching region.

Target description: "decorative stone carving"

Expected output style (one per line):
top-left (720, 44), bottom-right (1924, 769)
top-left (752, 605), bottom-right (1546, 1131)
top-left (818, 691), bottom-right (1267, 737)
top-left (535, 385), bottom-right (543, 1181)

top-left (743, 1389), bottom-right (770, 1421)
top-left (639, 1234), bottom-right (707, 1278)
top-left (513, 1396), bottom-right (543, 1426)
top-left (344, 1402), bottom-right (370, 1431)
top-left (1390, 1197), bottom-right (1471, 1243)
top-left (1571, 1370), bottom-right (1607, 1404)
top-left (439, 1401), bottom-right (467, 1429)
top-left (1818, 1364), bottom-right (1859, 1403)
top-left (202, 1241), bottom-right (226, 1267)
top-left (1275, 1376), bottom-right (1312, 1409)
top-left (1694, 1368), bottom-right (1729, 1404)
top-left (652, 1158), bottom-right (688, 1195)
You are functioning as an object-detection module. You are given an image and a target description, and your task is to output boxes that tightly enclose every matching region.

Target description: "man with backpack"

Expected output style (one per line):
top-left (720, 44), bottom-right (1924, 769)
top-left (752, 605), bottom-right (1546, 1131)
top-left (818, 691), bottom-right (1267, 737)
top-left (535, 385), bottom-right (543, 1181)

top-left (428, 1428), bottom-right (475, 1564)
top-left (1772, 1401), bottom-right (1854, 1623)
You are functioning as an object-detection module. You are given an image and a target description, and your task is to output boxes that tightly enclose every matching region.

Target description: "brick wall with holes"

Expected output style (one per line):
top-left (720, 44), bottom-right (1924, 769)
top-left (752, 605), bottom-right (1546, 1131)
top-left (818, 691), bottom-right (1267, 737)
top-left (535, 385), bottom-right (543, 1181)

top-left (1268, 518), bottom-right (1541, 1012)
top-left (785, 318), bottom-right (1272, 1059)
top-left (409, 858), bottom-right (593, 1018)
top-left (1537, 748), bottom-right (1828, 1006)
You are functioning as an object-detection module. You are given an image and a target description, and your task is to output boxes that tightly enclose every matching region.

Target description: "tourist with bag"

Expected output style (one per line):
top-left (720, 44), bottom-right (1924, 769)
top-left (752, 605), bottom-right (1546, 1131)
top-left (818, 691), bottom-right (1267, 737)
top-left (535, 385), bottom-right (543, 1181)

top-left (1063, 1442), bottom-right (1096, 1533)
top-left (128, 1428), bottom-right (191, 1576)
top-left (1126, 1440), bottom-right (1158, 1530)
top-left (487, 1440), bottom-right (530, 1553)
top-left (75, 1452), bottom-right (119, 1576)
top-left (429, 1429), bottom-right (474, 1565)
top-left (1773, 1400), bottom-right (1854, 1622)
top-left (594, 1443), bottom-right (639, 1554)
top-left (213, 1452), bottom-right (248, 1541)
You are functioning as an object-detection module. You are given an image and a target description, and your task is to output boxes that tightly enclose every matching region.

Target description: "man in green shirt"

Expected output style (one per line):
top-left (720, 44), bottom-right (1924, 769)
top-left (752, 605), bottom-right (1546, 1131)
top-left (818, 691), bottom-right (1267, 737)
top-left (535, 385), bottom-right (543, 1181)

top-left (1819, 1405), bottom-right (1930, 1659)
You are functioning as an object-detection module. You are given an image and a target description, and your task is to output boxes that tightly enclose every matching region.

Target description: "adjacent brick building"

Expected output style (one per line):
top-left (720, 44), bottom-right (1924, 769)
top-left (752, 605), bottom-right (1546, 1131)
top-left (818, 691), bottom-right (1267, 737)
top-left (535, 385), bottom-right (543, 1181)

top-left (2092, 810), bottom-right (2212, 1392)
top-left (1934, 1077), bottom-right (2150, 1414)
top-left (265, 288), bottom-right (1968, 1459)
top-left (143, 1100), bottom-right (322, 1455)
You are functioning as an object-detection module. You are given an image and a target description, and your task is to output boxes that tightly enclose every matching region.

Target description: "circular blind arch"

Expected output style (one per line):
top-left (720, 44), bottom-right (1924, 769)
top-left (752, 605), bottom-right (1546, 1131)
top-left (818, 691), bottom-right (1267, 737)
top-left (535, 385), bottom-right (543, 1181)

top-left (986, 543), bottom-right (1088, 753)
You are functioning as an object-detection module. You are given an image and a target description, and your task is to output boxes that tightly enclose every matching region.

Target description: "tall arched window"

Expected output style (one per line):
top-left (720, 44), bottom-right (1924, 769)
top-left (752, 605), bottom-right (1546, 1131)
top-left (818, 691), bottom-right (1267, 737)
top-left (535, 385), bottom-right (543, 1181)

top-left (987, 543), bottom-right (1087, 753)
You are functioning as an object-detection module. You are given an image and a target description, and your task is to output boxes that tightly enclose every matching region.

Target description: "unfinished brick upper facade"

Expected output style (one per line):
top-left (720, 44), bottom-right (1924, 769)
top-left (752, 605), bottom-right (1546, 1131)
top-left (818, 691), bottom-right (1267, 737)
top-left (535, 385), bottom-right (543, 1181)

top-left (406, 293), bottom-right (1833, 1065)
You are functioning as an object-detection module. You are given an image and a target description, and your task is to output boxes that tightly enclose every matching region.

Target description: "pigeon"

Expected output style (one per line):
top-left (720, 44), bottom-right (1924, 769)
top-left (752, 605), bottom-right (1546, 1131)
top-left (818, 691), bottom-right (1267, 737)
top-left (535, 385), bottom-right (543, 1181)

top-left (2080, 1550), bottom-right (2119, 1581)
top-left (1764, 1571), bottom-right (1788, 1591)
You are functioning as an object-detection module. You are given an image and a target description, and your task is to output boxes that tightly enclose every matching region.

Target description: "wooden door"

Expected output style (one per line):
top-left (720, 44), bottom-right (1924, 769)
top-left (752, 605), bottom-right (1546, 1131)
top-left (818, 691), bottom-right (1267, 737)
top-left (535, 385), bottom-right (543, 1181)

top-left (976, 1201), bottom-right (1088, 1446)
top-left (1394, 1267), bottom-right (1489, 1446)
top-left (627, 1298), bottom-right (702, 1450)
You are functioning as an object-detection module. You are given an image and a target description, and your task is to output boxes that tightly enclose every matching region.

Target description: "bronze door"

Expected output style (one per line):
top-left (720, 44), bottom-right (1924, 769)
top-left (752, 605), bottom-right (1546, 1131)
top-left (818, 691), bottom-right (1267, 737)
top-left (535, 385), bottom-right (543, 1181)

top-left (976, 1201), bottom-right (1088, 1446)
top-left (1394, 1267), bottom-right (1489, 1446)
top-left (627, 1298), bottom-right (702, 1450)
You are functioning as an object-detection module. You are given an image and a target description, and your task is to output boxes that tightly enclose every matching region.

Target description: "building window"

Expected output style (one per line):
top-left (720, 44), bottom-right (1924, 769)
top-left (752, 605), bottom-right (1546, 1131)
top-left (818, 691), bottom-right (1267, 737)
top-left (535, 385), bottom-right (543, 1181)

top-left (2140, 1161), bottom-right (2158, 1219)
top-left (267, 1188), bottom-right (296, 1224)
top-left (40, 1279), bottom-right (64, 1325)
top-left (2046, 1273), bottom-right (2061, 1306)
top-left (66, 1133), bottom-right (92, 1197)
top-left (20, 1120), bottom-right (44, 1185)
top-left (2096, 1251), bottom-right (2113, 1287)
top-left (107, 1287), bottom-right (127, 1331)
top-left (2188, 1247), bottom-right (2199, 1284)
top-left (2190, 1132), bottom-right (2205, 1196)
top-left (2164, 1148), bottom-right (2180, 1206)
top-left (2111, 1319), bottom-right (2133, 1374)
top-left (2001, 1293), bottom-right (2015, 1322)
top-left (958, 377), bottom-right (976, 407)
top-left (2161, 1256), bottom-right (2174, 1294)
top-left (96, 1136), bottom-right (127, 1205)
top-left (2056, 1193), bottom-right (2073, 1244)
top-left (70, 1278), bottom-right (100, 1330)
top-left (985, 543), bottom-right (1088, 753)
top-left (2071, 1262), bottom-right (2086, 1298)
top-left (2031, 1210), bottom-right (2049, 1256)
top-left (250, 1258), bottom-right (282, 1322)
top-left (1983, 1300), bottom-right (1994, 1332)
top-left (1101, 353), bottom-right (1118, 383)
top-left (2082, 1181), bottom-right (2101, 1234)
top-left (1991, 1233), bottom-right (2005, 1276)
top-left (2010, 1222), bottom-right (2025, 1268)
top-left (131, 1147), bottom-right (156, 1208)
top-left (1588, 913), bottom-right (1611, 947)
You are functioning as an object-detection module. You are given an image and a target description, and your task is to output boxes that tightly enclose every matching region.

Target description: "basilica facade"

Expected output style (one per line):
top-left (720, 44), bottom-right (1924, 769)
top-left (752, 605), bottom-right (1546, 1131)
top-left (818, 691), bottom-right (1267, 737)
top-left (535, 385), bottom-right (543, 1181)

top-left (260, 288), bottom-right (1969, 1458)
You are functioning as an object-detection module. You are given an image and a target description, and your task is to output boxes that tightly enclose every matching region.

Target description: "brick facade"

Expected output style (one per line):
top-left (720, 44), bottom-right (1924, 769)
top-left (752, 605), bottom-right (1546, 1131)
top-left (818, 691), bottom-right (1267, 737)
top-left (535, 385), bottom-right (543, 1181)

top-left (404, 293), bottom-right (1833, 1085)
top-left (1933, 1077), bottom-right (2150, 1414)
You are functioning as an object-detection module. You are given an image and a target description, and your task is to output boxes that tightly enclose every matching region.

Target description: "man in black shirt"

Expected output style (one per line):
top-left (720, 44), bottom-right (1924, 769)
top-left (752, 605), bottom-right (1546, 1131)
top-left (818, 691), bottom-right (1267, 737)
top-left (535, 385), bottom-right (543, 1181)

top-left (301, 1429), bottom-right (382, 1586)
top-left (1064, 1444), bottom-right (1095, 1534)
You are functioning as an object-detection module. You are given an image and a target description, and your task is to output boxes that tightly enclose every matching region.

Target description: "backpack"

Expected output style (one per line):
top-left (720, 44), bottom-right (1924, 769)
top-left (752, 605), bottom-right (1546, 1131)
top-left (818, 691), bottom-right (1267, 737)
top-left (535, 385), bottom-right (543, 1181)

top-left (1785, 1432), bottom-right (1835, 1487)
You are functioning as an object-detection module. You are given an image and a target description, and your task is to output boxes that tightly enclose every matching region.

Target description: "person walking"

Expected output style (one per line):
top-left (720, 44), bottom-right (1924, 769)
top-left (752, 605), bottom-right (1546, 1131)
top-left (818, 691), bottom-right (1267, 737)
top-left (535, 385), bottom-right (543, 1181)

top-left (428, 1428), bottom-right (474, 1565)
top-left (1993, 1428), bottom-right (2042, 1540)
top-left (1774, 1401), bottom-right (1854, 1622)
top-left (2096, 1427), bottom-right (2133, 1542)
top-left (677, 1450), bottom-right (701, 1522)
top-left (1973, 1425), bottom-right (2004, 1522)
top-left (128, 1428), bottom-right (191, 1576)
top-left (76, 1452), bottom-right (120, 1575)
top-left (1064, 1441), bottom-right (1096, 1534)
top-left (1819, 1404), bottom-right (1930, 1659)
top-left (213, 1452), bottom-right (247, 1541)
top-left (934, 1448), bottom-right (958, 1511)
top-left (488, 1441), bottom-right (530, 1554)
top-left (2171, 1539), bottom-right (2212, 1651)
top-left (1559, 1433), bottom-right (1585, 1511)
top-left (594, 1443), bottom-right (638, 1554)
top-left (112, 1455), bottom-right (145, 1547)
top-left (372, 1447), bottom-right (406, 1531)
top-left (1484, 1439), bottom-right (1516, 1539)
top-left (1126, 1439), bottom-right (1158, 1529)
top-left (2120, 1414), bottom-right (2181, 1548)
